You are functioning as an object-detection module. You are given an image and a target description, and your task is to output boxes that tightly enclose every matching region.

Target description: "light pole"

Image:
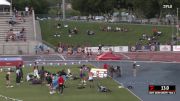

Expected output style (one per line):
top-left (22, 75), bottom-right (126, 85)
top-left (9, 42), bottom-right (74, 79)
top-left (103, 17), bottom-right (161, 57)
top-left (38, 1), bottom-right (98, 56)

top-left (58, 0), bottom-right (61, 21)
top-left (176, 8), bottom-right (179, 42)
top-left (10, 0), bottom-right (12, 15)
top-left (62, 0), bottom-right (66, 21)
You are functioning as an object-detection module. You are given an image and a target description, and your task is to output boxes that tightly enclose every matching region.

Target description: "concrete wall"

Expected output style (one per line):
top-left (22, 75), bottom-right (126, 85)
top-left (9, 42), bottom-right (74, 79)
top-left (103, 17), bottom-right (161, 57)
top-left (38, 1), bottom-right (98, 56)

top-left (0, 41), bottom-right (39, 55)
top-left (0, 41), bottom-right (55, 55)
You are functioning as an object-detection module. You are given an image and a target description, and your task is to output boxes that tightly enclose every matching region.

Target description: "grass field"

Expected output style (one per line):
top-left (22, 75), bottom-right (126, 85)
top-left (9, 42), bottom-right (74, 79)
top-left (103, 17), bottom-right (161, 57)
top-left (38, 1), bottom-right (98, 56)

top-left (0, 65), bottom-right (139, 101)
top-left (40, 20), bottom-right (174, 47)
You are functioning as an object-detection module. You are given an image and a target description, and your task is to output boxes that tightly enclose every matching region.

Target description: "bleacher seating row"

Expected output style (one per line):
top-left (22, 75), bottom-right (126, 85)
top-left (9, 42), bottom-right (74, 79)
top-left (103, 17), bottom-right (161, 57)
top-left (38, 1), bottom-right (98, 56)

top-left (0, 13), bottom-right (34, 42)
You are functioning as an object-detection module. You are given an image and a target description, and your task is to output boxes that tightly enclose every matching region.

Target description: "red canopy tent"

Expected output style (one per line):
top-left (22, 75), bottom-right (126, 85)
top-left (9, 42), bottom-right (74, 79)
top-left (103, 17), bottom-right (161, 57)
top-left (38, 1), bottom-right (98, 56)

top-left (0, 57), bottom-right (23, 67)
top-left (96, 52), bottom-right (122, 60)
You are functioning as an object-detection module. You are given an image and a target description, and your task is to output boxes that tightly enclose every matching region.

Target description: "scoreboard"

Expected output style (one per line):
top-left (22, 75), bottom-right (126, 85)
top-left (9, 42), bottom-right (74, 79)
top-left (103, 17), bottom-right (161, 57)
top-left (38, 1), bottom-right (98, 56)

top-left (149, 85), bottom-right (176, 94)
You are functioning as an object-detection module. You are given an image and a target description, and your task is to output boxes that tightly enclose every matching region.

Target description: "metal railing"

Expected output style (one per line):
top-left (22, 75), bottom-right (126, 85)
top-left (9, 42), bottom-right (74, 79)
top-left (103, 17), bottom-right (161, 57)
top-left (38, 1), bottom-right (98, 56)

top-left (32, 10), bottom-right (37, 41)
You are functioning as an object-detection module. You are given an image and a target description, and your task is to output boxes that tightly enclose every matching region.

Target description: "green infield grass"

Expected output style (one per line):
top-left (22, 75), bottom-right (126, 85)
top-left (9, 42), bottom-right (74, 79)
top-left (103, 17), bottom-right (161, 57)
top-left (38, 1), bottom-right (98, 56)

top-left (0, 65), bottom-right (139, 101)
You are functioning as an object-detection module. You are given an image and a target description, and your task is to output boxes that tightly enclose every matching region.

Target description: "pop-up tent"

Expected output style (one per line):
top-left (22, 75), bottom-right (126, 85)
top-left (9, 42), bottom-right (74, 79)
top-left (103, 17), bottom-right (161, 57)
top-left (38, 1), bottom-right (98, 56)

top-left (96, 52), bottom-right (122, 60)
top-left (0, 0), bottom-right (11, 6)
top-left (0, 0), bottom-right (11, 13)
top-left (0, 57), bottom-right (23, 67)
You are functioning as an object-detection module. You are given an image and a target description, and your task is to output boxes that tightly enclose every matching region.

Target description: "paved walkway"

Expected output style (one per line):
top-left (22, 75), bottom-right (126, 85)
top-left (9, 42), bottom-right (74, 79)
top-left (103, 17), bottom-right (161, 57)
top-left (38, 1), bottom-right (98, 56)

top-left (122, 52), bottom-right (180, 62)
top-left (91, 61), bottom-right (180, 101)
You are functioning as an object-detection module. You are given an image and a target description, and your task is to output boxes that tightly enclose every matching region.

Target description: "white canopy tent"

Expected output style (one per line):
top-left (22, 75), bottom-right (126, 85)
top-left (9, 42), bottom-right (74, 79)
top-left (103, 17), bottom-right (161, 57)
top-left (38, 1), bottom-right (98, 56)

top-left (0, 0), bottom-right (11, 6)
top-left (0, 0), bottom-right (11, 15)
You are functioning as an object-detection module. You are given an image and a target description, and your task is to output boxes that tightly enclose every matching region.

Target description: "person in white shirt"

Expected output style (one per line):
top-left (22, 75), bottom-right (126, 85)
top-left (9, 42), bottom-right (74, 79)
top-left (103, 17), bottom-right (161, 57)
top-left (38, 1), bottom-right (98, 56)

top-left (34, 67), bottom-right (40, 79)
top-left (16, 68), bottom-right (21, 85)
top-left (25, 6), bottom-right (29, 16)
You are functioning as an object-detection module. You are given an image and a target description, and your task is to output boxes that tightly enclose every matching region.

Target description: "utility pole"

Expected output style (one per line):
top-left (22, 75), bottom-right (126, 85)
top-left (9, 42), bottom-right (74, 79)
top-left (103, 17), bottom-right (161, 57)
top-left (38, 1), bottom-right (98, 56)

top-left (58, 0), bottom-right (60, 21)
top-left (62, 0), bottom-right (66, 21)
top-left (176, 8), bottom-right (179, 39)
top-left (10, 0), bottom-right (12, 15)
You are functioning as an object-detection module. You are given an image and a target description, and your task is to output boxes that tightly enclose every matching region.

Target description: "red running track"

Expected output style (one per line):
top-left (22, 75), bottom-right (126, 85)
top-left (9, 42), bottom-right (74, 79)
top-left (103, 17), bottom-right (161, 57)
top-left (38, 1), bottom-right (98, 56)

top-left (121, 52), bottom-right (180, 62)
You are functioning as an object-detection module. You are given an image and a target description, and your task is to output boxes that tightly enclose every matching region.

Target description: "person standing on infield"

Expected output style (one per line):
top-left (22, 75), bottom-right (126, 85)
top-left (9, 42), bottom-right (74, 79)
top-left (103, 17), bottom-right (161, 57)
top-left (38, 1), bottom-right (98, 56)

top-left (6, 71), bottom-right (13, 88)
top-left (58, 74), bottom-right (65, 94)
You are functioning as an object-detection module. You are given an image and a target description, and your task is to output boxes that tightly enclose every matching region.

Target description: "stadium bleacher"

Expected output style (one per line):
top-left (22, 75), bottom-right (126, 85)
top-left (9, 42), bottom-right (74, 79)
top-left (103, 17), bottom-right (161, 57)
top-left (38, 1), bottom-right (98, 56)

top-left (0, 11), bottom-right (39, 55)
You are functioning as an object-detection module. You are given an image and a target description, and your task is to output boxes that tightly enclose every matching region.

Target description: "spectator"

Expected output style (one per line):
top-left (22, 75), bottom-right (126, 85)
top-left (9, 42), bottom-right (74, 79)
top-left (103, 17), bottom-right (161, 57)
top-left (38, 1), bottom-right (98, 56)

top-left (73, 27), bottom-right (78, 34)
top-left (107, 26), bottom-right (111, 31)
top-left (40, 66), bottom-right (45, 82)
top-left (103, 63), bottom-right (108, 70)
top-left (19, 66), bottom-right (24, 82)
top-left (13, 7), bottom-right (17, 16)
top-left (29, 7), bottom-right (33, 15)
top-left (48, 74), bottom-right (54, 94)
top-left (80, 66), bottom-right (86, 85)
top-left (116, 66), bottom-right (122, 77)
top-left (57, 23), bottom-right (61, 29)
top-left (87, 30), bottom-right (95, 35)
top-left (8, 17), bottom-right (17, 26)
top-left (25, 6), bottom-right (29, 16)
top-left (20, 27), bottom-right (25, 33)
top-left (46, 73), bottom-right (52, 86)
top-left (142, 33), bottom-right (147, 39)
top-left (108, 66), bottom-right (114, 78)
top-left (58, 74), bottom-right (65, 94)
top-left (88, 69), bottom-right (94, 88)
top-left (6, 71), bottom-right (13, 88)
top-left (16, 67), bottom-right (21, 85)
top-left (152, 27), bottom-right (158, 34)
top-left (34, 66), bottom-right (40, 79)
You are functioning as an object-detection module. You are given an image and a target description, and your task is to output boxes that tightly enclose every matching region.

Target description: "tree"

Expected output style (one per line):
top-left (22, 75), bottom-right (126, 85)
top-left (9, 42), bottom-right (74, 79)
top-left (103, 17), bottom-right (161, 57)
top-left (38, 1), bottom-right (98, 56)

top-left (12, 0), bottom-right (49, 14)
top-left (71, 0), bottom-right (115, 15)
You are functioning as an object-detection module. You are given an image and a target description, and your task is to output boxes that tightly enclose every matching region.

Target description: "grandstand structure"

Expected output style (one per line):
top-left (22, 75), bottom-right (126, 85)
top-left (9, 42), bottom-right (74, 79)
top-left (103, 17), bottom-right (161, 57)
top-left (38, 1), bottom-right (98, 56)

top-left (0, 10), bottom-right (47, 55)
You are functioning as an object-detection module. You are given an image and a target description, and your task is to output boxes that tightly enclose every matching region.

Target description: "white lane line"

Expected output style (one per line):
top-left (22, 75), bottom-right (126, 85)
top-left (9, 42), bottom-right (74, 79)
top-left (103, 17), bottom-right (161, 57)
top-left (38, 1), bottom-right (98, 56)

top-left (24, 60), bottom-right (180, 64)
top-left (113, 79), bottom-right (143, 101)
top-left (125, 88), bottom-right (143, 101)
top-left (119, 53), bottom-right (131, 59)
top-left (0, 94), bottom-right (23, 101)
top-left (57, 54), bottom-right (66, 60)
top-left (93, 64), bottom-right (143, 101)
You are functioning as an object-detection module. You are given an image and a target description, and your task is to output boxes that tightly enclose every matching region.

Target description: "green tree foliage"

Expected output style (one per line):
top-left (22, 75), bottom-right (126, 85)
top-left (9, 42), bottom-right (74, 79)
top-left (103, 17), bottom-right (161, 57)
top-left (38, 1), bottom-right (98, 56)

top-left (72, 0), bottom-right (179, 18)
top-left (12, 0), bottom-right (49, 14)
top-left (11, 0), bottom-right (180, 18)
top-left (71, 0), bottom-right (116, 15)
top-left (116, 0), bottom-right (179, 19)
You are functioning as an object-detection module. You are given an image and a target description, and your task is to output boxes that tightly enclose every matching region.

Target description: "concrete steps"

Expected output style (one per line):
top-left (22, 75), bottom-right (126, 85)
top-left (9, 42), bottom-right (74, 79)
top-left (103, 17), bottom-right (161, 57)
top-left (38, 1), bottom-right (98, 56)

top-left (0, 14), bottom-right (35, 42)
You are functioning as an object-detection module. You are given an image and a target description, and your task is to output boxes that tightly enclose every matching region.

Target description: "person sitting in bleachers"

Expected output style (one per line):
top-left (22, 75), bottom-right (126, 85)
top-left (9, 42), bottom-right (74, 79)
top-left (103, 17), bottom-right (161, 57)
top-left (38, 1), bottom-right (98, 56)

top-left (8, 18), bottom-right (17, 26)
top-left (6, 29), bottom-right (15, 41)
top-left (16, 13), bottom-right (26, 22)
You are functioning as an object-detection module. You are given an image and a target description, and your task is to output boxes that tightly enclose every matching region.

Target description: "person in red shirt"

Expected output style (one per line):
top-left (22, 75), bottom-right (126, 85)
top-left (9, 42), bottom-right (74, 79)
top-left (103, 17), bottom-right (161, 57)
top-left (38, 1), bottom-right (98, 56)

top-left (58, 75), bottom-right (64, 94)
top-left (103, 63), bottom-right (108, 70)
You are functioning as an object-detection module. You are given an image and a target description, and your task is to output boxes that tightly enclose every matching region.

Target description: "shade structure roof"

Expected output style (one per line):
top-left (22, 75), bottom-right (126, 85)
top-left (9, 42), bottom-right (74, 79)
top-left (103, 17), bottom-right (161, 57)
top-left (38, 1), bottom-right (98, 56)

top-left (0, 0), bottom-right (11, 6)
top-left (96, 52), bottom-right (122, 60)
